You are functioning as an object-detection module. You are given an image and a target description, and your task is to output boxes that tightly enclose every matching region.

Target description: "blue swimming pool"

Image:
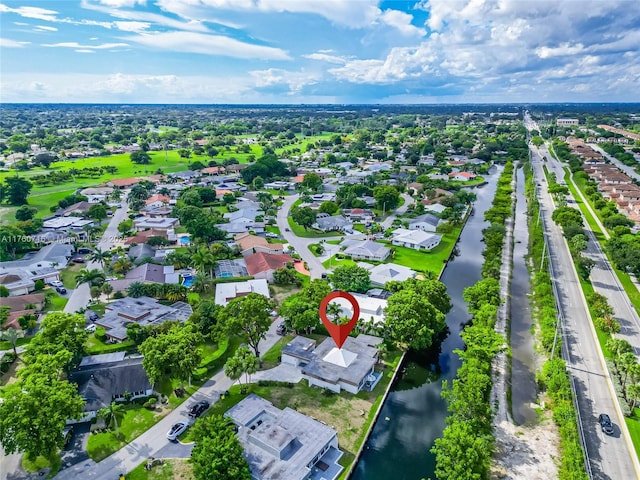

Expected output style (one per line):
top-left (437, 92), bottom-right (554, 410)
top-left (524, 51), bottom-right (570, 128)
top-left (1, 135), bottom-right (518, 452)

top-left (182, 275), bottom-right (194, 287)
top-left (179, 236), bottom-right (190, 245)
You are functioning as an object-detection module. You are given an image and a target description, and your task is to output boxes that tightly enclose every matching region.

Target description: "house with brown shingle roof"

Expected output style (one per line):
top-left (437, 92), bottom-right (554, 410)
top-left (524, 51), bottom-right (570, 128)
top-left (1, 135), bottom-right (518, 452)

top-left (245, 252), bottom-right (293, 282)
top-left (234, 233), bottom-right (284, 257)
top-left (108, 177), bottom-right (140, 189)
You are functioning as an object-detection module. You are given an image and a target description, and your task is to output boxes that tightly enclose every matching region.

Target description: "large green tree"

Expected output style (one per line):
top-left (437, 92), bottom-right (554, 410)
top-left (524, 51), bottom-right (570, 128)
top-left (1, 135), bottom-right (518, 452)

top-left (0, 376), bottom-right (84, 460)
top-left (291, 206), bottom-right (317, 230)
top-left (190, 415), bottom-right (251, 480)
top-left (221, 293), bottom-right (274, 358)
top-left (23, 312), bottom-right (87, 369)
top-left (330, 264), bottom-right (370, 293)
top-left (4, 177), bottom-right (33, 205)
top-left (385, 289), bottom-right (446, 350)
top-left (223, 346), bottom-right (259, 393)
top-left (373, 185), bottom-right (400, 211)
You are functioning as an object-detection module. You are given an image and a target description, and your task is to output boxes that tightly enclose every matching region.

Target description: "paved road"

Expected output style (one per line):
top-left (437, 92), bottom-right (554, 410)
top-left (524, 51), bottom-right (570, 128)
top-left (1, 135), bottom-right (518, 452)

top-left (542, 148), bottom-right (640, 357)
top-left (381, 193), bottom-right (414, 229)
top-left (530, 139), bottom-right (640, 480)
top-left (63, 196), bottom-right (129, 314)
top-left (276, 194), bottom-right (329, 280)
top-left (53, 319), bottom-right (284, 479)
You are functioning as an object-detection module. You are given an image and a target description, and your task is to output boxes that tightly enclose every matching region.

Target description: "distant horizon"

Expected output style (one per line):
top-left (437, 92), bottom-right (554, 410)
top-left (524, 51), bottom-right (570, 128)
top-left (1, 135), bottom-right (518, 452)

top-left (1, 1), bottom-right (638, 104)
top-left (2, 102), bottom-right (640, 107)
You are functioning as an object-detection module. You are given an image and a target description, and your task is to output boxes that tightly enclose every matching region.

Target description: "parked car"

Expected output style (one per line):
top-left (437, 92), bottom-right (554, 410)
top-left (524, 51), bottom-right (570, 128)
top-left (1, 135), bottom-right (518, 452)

top-left (86, 310), bottom-right (99, 322)
top-left (77, 247), bottom-right (92, 254)
top-left (598, 413), bottom-right (614, 435)
top-left (71, 256), bottom-right (86, 264)
top-left (62, 426), bottom-right (74, 447)
top-left (276, 322), bottom-right (286, 335)
top-left (265, 232), bottom-right (279, 238)
top-left (55, 286), bottom-right (67, 294)
top-left (49, 280), bottom-right (64, 288)
top-left (85, 324), bottom-right (97, 333)
top-left (188, 400), bottom-right (210, 418)
top-left (166, 421), bottom-right (189, 441)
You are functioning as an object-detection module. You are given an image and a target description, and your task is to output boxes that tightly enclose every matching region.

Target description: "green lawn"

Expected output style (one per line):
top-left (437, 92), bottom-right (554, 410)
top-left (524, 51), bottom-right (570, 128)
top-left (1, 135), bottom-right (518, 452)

top-left (86, 335), bottom-right (136, 355)
top-left (322, 257), bottom-right (357, 269)
top-left (126, 458), bottom-right (192, 480)
top-left (287, 217), bottom-right (341, 239)
top-left (626, 410), bottom-right (640, 461)
top-left (60, 263), bottom-right (84, 289)
top-left (266, 225), bottom-right (281, 235)
top-left (260, 334), bottom-right (296, 370)
top-left (86, 405), bottom-right (164, 461)
top-left (43, 290), bottom-right (68, 311)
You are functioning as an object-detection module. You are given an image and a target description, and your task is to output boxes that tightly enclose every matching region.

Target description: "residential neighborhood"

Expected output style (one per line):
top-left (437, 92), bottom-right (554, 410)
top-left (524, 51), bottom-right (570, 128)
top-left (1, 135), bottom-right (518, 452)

top-left (1, 103), bottom-right (640, 480)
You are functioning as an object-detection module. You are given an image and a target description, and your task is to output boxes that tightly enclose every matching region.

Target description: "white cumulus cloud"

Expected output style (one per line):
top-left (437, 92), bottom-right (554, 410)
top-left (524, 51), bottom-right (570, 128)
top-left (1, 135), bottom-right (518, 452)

top-left (0, 37), bottom-right (30, 47)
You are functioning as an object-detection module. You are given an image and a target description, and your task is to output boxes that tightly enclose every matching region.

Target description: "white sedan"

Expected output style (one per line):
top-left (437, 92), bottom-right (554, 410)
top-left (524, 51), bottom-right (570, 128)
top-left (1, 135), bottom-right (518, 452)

top-left (166, 421), bottom-right (189, 441)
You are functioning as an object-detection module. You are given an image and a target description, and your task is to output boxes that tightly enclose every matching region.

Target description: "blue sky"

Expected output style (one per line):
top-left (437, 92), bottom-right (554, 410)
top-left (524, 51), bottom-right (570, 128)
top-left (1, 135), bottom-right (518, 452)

top-left (1, 0), bottom-right (639, 104)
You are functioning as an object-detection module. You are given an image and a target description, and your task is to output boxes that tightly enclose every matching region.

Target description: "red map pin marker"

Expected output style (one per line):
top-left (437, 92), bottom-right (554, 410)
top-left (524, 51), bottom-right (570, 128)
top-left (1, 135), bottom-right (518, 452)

top-left (319, 291), bottom-right (360, 349)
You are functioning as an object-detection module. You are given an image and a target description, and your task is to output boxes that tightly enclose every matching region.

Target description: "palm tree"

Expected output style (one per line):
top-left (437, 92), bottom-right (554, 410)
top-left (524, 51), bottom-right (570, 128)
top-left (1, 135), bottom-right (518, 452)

top-left (165, 284), bottom-right (188, 303)
top-left (101, 282), bottom-right (114, 299)
top-left (98, 402), bottom-right (125, 437)
top-left (192, 247), bottom-right (215, 277)
top-left (1, 327), bottom-right (23, 356)
top-left (75, 268), bottom-right (106, 287)
top-left (89, 248), bottom-right (109, 270)
top-left (191, 274), bottom-right (213, 294)
top-left (112, 258), bottom-right (133, 275)
top-left (127, 281), bottom-right (145, 298)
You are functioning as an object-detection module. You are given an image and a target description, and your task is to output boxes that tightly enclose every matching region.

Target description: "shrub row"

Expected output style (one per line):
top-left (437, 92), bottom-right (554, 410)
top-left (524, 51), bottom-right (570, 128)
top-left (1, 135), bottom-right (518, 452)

top-left (432, 163), bottom-right (515, 480)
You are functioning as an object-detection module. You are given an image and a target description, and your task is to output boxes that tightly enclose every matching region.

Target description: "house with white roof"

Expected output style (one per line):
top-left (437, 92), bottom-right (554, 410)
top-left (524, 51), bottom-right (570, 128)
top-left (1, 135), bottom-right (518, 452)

top-left (391, 228), bottom-right (442, 251)
top-left (214, 279), bottom-right (271, 306)
top-left (226, 394), bottom-right (344, 480)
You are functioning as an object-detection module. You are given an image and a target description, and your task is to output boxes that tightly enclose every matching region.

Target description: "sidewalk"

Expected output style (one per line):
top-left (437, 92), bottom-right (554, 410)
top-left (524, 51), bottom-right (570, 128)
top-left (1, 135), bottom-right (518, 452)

top-left (54, 319), bottom-right (284, 479)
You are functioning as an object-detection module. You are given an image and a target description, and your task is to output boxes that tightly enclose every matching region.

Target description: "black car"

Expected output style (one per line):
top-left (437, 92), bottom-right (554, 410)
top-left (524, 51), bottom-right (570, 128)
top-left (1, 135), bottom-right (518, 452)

top-left (55, 286), bottom-right (67, 294)
top-left (598, 413), bottom-right (615, 435)
top-left (276, 322), bottom-right (286, 335)
top-left (188, 400), bottom-right (210, 418)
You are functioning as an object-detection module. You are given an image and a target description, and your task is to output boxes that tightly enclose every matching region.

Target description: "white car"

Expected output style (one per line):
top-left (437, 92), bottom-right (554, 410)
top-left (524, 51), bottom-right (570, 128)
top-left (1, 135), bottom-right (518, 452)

top-left (49, 280), bottom-right (64, 288)
top-left (166, 421), bottom-right (189, 441)
top-left (85, 324), bottom-right (97, 333)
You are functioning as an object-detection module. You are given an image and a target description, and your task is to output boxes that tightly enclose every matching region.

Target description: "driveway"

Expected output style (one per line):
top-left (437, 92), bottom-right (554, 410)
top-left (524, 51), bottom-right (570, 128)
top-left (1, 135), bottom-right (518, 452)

top-left (245, 363), bottom-right (302, 384)
top-left (381, 193), bottom-right (414, 229)
top-left (54, 319), bottom-right (284, 479)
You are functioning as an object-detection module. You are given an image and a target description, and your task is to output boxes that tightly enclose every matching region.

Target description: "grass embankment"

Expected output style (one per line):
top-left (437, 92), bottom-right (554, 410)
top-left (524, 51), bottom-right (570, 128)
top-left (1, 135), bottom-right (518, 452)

top-left (524, 162), bottom-right (588, 479)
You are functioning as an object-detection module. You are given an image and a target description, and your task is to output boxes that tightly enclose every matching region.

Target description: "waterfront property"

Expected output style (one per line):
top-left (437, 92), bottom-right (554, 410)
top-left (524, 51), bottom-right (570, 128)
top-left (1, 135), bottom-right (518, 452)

top-left (390, 228), bottom-right (442, 251)
top-left (226, 393), bottom-right (344, 480)
top-left (282, 335), bottom-right (383, 394)
top-left (340, 239), bottom-right (390, 262)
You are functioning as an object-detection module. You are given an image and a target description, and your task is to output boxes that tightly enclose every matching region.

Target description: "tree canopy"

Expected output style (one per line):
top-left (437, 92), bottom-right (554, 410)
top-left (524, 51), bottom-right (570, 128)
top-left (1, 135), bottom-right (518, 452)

top-left (221, 293), bottom-right (274, 358)
top-left (190, 415), bottom-right (251, 480)
top-left (330, 264), bottom-right (370, 293)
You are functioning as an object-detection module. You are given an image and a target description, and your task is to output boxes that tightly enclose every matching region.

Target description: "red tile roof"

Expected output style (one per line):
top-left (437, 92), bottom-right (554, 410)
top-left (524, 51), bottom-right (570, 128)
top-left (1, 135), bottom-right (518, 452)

top-left (245, 252), bottom-right (293, 275)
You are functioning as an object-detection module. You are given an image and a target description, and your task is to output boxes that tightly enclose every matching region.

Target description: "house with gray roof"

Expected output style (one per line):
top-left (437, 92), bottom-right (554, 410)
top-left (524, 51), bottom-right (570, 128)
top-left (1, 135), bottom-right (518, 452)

top-left (282, 335), bottom-right (382, 394)
top-left (0, 243), bottom-right (72, 295)
top-left (224, 208), bottom-right (264, 223)
top-left (216, 221), bottom-right (265, 235)
top-left (68, 353), bottom-right (152, 421)
top-left (95, 296), bottom-right (192, 342)
top-left (313, 214), bottom-right (352, 232)
top-left (408, 213), bottom-right (441, 233)
top-left (391, 228), bottom-right (442, 251)
top-left (226, 394), bottom-right (343, 480)
top-left (362, 262), bottom-right (416, 287)
top-left (340, 239), bottom-right (390, 262)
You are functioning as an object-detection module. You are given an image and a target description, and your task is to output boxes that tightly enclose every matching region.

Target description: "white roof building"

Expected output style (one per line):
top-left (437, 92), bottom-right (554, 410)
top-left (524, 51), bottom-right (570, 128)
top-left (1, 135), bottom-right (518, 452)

top-left (214, 279), bottom-right (271, 306)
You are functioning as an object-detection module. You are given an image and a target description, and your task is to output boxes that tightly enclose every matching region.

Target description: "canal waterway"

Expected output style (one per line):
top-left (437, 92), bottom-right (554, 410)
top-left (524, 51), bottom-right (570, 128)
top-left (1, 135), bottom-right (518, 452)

top-left (352, 166), bottom-right (501, 480)
top-left (509, 166), bottom-right (538, 425)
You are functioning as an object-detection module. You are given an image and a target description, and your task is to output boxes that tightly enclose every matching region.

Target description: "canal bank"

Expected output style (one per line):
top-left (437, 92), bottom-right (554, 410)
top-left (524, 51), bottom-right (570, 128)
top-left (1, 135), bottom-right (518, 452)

top-left (351, 167), bottom-right (501, 480)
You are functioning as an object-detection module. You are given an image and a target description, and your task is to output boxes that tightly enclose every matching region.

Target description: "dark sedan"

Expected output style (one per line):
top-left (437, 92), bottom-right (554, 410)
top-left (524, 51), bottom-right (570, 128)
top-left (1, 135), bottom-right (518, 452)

top-left (188, 400), bottom-right (210, 418)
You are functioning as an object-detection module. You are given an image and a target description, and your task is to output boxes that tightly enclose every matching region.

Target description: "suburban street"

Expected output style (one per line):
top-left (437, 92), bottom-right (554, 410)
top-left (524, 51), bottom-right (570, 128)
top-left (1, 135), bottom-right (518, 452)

top-left (52, 319), bottom-right (284, 480)
top-left (63, 195), bottom-right (129, 314)
top-left (529, 138), bottom-right (639, 479)
top-left (276, 194), bottom-right (328, 279)
top-left (380, 193), bottom-right (415, 229)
